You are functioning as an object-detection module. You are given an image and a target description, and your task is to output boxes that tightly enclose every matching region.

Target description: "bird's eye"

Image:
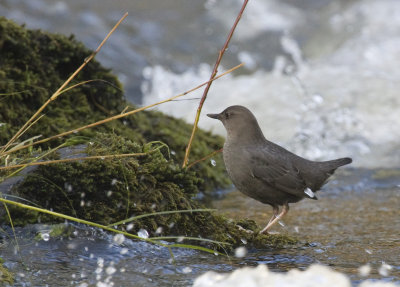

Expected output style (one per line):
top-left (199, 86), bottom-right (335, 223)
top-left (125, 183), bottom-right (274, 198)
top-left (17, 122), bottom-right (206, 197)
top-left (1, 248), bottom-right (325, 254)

top-left (225, 112), bottom-right (231, 119)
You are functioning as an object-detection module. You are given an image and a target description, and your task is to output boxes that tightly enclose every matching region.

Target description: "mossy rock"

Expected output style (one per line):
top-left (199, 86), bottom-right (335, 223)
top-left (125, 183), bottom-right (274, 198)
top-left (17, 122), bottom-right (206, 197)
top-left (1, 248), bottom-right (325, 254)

top-left (0, 18), bottom-right (296, 251)
top-left (3, 133), bottom-right (296, 251)
top-left (0, 17), bottom-right (229, 191)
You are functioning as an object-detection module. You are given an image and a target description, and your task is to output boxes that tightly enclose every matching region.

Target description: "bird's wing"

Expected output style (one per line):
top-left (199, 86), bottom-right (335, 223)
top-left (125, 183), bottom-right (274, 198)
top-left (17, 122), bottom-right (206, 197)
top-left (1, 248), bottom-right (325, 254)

top-left (247, 147), bottom-right (309, 198)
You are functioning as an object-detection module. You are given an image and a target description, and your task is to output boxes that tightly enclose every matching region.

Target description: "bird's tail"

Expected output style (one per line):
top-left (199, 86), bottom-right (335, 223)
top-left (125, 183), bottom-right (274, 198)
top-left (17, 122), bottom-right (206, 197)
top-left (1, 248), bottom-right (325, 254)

top-left (321, 157), bottom-right (352, 172)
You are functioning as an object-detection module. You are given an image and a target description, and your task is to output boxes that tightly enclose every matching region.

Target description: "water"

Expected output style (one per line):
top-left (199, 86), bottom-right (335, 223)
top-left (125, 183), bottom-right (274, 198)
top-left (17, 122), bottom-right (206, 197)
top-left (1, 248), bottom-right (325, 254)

top-left (1, 0), bottom-right (400, 285)
top-left (1, 169), bottom-right (399, 286)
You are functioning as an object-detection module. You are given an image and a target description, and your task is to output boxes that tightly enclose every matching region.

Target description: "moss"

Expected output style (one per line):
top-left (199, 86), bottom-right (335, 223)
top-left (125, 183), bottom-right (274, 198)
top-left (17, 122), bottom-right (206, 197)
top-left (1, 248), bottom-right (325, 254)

top-left (4, 133), bottom-right (296, 251)
top-left (0, 258), bottom-right (14, 286)
top-left (0, 17), bottom-right (228, 191)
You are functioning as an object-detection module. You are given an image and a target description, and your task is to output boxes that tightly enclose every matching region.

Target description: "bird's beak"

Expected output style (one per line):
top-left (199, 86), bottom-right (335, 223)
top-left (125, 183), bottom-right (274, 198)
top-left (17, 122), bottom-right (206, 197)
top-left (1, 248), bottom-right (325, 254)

top-left (207, 113), bottom-right (220, 120)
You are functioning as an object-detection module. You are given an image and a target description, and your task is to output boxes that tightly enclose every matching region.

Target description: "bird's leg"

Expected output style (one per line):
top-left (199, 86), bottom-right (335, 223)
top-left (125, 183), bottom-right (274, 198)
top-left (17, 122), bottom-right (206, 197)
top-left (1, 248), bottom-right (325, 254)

top-left (266, 206), bottom-right (279, 225)
top-left (259, 203), bottom-right (289, 234)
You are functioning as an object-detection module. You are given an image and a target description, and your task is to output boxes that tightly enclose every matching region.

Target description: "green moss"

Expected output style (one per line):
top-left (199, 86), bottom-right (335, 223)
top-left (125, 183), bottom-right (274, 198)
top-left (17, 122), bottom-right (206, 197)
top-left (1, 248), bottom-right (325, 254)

top-left (0, 17), bottom-right (228, 191)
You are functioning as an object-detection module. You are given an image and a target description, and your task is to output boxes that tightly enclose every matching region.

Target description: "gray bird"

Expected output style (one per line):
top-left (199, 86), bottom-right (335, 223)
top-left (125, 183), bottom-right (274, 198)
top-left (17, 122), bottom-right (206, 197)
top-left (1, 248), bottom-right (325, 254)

top-left (207, 105), bottom-right (352, 234)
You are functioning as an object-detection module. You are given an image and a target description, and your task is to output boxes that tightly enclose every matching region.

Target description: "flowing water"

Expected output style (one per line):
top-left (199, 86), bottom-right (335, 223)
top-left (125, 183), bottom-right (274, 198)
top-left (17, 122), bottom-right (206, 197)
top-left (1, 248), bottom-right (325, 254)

top-left (1, 0), bottom-right (399, 286)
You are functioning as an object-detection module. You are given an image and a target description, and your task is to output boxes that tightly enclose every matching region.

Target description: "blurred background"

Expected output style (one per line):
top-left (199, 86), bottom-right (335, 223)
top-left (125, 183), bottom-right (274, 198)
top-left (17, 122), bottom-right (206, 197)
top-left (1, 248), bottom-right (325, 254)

top-left (1, 0), bottom-right (399, 168)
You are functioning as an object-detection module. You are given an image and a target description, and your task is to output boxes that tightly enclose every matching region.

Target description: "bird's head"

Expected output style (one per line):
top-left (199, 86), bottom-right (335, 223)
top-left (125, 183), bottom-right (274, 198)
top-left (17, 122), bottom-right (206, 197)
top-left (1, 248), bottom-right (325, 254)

top-left (207, 105), bottom-right (265, 143)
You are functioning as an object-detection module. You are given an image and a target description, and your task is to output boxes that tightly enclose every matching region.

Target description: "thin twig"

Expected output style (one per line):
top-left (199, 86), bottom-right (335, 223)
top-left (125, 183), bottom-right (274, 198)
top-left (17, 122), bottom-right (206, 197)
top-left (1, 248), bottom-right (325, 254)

top-left (1, 64), bottom-right (243, 157)
top-left (0, 13), bottom-right (128, 155)
top-left (182, 0), bottom-right (249, 168)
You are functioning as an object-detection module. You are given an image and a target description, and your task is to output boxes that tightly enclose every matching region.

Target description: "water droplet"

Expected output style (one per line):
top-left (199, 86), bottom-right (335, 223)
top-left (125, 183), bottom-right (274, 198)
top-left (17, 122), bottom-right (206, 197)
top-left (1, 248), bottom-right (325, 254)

top-left (182, 267), bottom-right (192, 274)
top-left (98, 258), bottom-right (104, 265)
top-left (169, 222), bottom-right (175, 228)
top-left (312, 94), bottom-right (324, 104)
top-left (111, 179), bottom-right (118, 185)
top-left (294, 226), bottom-right (300, 233)
top-left (80, 200), bottom-right (85, 207)
top-left (213, 251), bottom-right (219, 256)
top-left (120, 248), bottom-right (128, 255)
top-left (365, 249), bottom-right (372, 254)
top-left (120, 268), bottom-right (126, 273)
top-left (151, 203), bottom-right (157, 210)
top-left (84, 246), bottom-right (89, 252)
top-left (81, 192), bottom-right (85, 198)
top-left (113, 234), bottom-right (125, 245)
top-left (126, 223), bottom-right (134, 231)
top-left (95, 267), bottom-right (102, 274)
top-left (278, 221), bottom-right (285, 227)
top-left (234, 246), bottom-right (248, 258)
top-left (137, 229), bottom-right (149, 239)
top-left (177, 236), bottom-right (184, 242)
top-left (67, 243), bottom-right (78, 249)
top-left (41, 232), bottom-right (50, 241)
top-left (304, 187), bottom-right (315, 198)
top-left (155, 227), bottom-right (163, 234)
top-left (171, 150), bottom-right (176, 155)
top-left (100, 157), bottom-right (105, 160)
top-left (106, 266), bottom-right (116, 275)
top-left (240, 238), bottom-right (247, 245)
top-left (64, 183), bottom-right (73, 192)
top-left (358, 264), bottom-right (371, 277)
top-left (106, 190), bottom-right (113, 197)
top-left (210, 159), bottom-right (216, 166)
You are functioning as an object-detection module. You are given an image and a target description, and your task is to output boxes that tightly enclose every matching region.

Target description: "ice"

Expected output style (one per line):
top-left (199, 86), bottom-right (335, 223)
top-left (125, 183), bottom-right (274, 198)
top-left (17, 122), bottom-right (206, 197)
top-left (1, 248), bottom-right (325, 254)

top-left (137, 229), bottom-right (149, 239)
top-left (378, 262), bottom-right (392, 277)
top-left (193, 264), bottom-right (399, 287)
top-left (210, 159), bottom-right (216, 166)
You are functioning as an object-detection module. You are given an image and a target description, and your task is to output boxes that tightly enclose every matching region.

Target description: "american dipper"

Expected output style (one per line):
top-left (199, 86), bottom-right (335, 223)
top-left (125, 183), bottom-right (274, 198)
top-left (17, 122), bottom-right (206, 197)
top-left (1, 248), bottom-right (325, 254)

top-left (207, 105), bottom-right (352, 234)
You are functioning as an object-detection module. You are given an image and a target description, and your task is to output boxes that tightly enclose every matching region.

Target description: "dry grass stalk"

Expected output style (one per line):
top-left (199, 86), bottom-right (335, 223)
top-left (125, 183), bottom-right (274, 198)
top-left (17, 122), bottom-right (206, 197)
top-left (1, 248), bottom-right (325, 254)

top-left (182, 0), bottom-right (249, 168)
top-left (0, 152), bottom-right (150, 171)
